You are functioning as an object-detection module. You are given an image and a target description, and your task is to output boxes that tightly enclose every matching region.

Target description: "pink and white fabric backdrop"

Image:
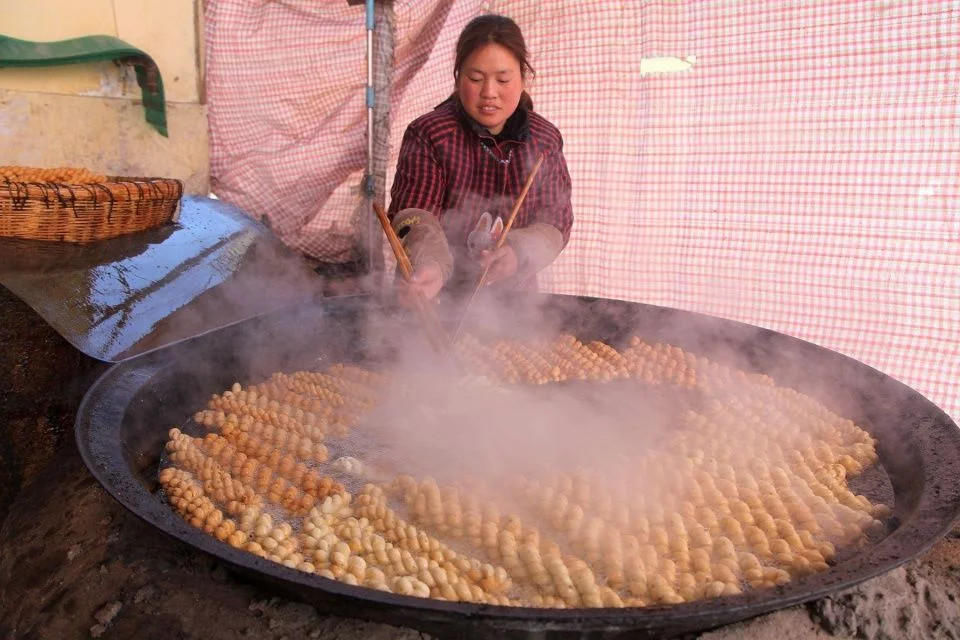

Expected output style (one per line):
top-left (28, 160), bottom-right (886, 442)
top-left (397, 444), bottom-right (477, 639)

top-left (206, 1), bottom-right (960, 419)
top-left (205, 0), bottom-right (367, 262)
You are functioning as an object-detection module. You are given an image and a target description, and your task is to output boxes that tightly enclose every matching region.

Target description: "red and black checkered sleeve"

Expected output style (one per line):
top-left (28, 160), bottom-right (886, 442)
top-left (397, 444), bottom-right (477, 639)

top-left (387, 126), bottom-right (446, 219)
top-left (533, 142), bottom-right (574, 247)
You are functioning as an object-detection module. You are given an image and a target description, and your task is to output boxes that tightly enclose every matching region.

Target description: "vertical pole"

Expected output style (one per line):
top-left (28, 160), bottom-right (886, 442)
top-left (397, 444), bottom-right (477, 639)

top-left (364, 0), bottom-right (377, 276)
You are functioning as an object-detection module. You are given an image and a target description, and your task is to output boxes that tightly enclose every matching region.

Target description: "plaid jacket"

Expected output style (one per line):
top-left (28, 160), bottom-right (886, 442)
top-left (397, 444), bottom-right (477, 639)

top-left (388, 97), bottom-right (573, 257)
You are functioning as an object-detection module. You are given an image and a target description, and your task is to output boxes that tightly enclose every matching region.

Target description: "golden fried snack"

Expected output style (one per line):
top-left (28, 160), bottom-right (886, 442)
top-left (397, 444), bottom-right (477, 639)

top-left (392, 476), bottom-right (615, 606)
top-left (303, 491), bottom-right (511, 604)
top-left (158, 466), bottom-right (248, 549)
top-left (197, 408), bottom-right (329, 464)
top-left (353, 485), bottom-right (511, 599)
top-left (0, 165), bottom-right (108, 183)
top-left (620, 338), bottom-right (697, 387)
top-left (165, 428), bottom-right (262, 515)
top-left (206, 386), bottom-right (329, 443)
top-left (159, 340), bottom-right (891, 609)
top-left (166, 428), bottom-right (341, 515)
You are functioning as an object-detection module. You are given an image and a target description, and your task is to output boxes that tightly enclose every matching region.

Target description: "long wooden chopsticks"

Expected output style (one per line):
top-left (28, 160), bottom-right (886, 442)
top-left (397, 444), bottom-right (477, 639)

top-left (373, 202), bottom-right (452, 354)
top-left (451, 152), bottom-right (546, 341)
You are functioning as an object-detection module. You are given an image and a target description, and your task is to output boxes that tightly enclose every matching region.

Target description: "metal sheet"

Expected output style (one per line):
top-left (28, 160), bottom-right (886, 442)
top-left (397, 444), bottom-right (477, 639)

top-left (75, 294), bottom-right (960, 639)
top-left (0, 196), bottom-right (325, 362)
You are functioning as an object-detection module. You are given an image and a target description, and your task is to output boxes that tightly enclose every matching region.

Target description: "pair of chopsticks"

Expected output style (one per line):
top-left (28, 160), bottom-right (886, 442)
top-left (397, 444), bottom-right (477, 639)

top-left (373, 202), bottom-right (453, 355)
top-left (450, 153), bottom-right (545, 341)
top-left (374, 151), bottom-right (546, 350)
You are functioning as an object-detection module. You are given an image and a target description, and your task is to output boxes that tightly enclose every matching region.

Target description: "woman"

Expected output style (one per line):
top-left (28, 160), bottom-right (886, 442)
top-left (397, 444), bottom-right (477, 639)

top-left (388, 14), bottom-right (573, 302)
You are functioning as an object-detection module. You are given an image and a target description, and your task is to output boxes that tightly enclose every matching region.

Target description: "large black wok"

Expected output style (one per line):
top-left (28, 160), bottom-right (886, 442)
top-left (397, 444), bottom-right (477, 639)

top-left (75, 294), bottom-right (960, 638)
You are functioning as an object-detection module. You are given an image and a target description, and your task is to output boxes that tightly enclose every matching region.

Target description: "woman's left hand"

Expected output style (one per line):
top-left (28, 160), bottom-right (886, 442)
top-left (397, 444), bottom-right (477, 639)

top-left (478, 244), bottom-right (518, 286)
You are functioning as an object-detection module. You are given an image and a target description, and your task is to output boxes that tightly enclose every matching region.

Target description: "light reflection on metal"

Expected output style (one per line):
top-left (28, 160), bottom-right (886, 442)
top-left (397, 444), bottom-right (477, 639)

top-left (0, 196), bottom-right (324, 362)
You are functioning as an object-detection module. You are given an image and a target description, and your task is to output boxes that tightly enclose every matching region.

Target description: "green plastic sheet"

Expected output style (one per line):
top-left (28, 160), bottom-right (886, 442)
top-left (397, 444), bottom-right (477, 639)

top-left (0, 34), bottom-right (169, 136)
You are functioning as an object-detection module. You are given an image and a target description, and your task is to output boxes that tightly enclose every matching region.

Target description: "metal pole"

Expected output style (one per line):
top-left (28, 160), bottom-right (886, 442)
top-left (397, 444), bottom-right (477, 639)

top-left (365, 0), bottom-right (377, 276)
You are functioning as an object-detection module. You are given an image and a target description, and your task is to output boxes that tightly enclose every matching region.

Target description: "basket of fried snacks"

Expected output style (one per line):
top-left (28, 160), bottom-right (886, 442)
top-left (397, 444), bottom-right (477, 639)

top-left (0, 165), bottom-right (183, 243)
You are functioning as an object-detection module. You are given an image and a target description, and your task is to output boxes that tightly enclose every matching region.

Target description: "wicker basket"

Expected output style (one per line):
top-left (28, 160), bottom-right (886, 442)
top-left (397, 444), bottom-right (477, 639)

top-left (0, 176), bottom-right (183, 243)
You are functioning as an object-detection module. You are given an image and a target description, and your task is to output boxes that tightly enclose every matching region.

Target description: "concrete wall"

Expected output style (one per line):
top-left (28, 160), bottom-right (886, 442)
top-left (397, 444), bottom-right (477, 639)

top-left (0, 0), bottom-right (208, 194)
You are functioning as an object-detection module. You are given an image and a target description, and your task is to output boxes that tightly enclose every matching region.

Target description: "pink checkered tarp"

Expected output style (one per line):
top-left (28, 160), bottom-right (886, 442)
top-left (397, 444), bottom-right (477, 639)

top-left (205, 0), bottom-right (368, 262)
top-left (206, 1), bottom-right (960, 420)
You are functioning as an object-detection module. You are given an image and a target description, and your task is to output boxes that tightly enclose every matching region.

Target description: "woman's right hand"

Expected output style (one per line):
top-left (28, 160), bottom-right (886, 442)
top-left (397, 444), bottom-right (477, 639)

top-left (396, 260), bottom-right (444, 308)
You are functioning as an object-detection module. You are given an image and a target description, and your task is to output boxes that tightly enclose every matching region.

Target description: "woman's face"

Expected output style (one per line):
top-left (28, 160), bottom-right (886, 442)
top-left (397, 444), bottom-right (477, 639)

top-left (457, 43), bottom-right (524, 136)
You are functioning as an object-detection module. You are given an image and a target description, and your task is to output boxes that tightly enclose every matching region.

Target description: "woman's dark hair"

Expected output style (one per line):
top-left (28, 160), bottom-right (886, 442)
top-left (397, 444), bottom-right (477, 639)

top-left (454, 14), bottom-right (534, 110)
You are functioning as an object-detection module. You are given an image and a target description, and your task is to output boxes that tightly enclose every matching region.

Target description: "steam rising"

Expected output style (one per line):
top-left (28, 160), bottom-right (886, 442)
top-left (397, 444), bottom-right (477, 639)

top-left (160, 283), bottom-right (896, 607)
top-left (359, 371), bottom-right (671, 489)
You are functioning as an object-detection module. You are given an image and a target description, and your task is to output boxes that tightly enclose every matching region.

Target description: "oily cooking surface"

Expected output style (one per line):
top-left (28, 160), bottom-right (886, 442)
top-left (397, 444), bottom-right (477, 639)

top-left (158, 333), bottom-right (893, 609)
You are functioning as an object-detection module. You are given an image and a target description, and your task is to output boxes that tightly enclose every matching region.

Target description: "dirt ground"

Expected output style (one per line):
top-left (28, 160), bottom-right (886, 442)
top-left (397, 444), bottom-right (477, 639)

top-left (1, 284), bottom-right (958, 640)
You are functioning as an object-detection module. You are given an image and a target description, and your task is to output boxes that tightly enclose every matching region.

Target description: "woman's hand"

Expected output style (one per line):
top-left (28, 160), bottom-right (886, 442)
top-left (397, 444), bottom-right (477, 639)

top-left (478, 244), bottom-right (518, 286)
top-left (396, 260), bottom-right (444, 307)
